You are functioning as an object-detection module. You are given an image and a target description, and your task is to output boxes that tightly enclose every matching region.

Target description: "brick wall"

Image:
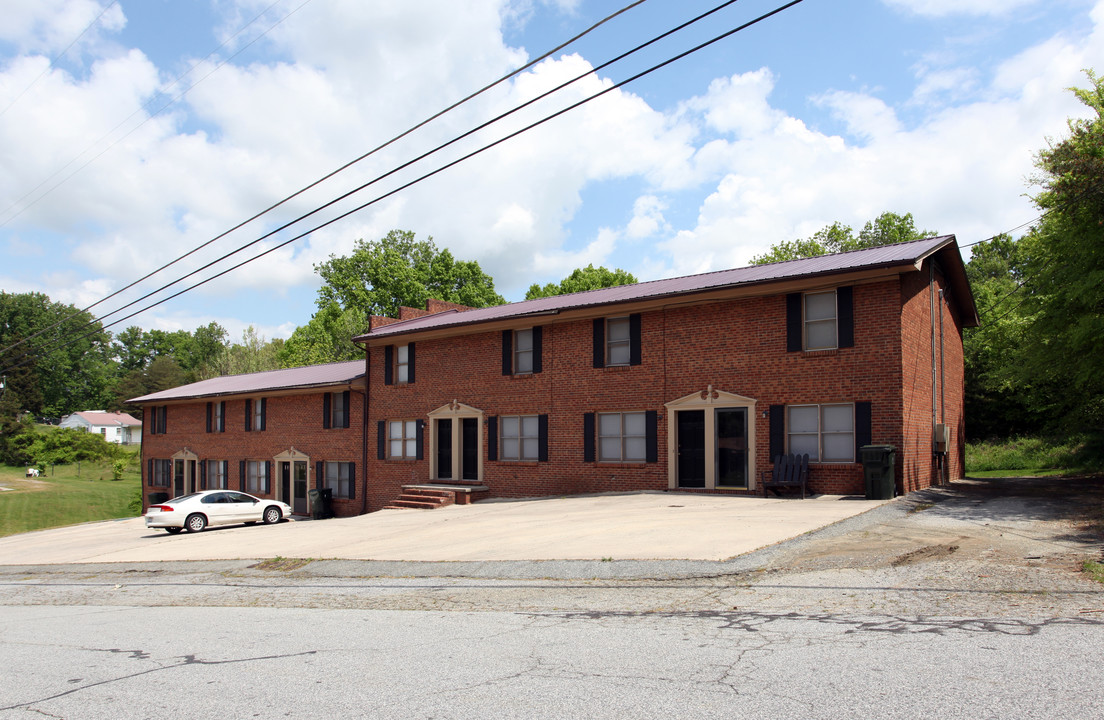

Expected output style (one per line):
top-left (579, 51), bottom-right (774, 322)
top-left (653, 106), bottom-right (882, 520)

top-left (140, 389), bottom-right (364, 516)
top-left (365, 270), bottom-right (967, 510)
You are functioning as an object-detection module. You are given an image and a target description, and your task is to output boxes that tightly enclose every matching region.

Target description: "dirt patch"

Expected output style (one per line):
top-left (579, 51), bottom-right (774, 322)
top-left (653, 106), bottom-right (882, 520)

top-left (249, 557), bottom-right (314, 572)
top-left (891, 543), bottom-right (960, 566)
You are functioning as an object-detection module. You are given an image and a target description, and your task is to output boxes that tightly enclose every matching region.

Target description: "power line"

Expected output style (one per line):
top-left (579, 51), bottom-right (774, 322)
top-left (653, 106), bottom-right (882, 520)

top-left (0, 0), bottom-right (654, 362)
top-left (0, 0), bottom-right (808, 377)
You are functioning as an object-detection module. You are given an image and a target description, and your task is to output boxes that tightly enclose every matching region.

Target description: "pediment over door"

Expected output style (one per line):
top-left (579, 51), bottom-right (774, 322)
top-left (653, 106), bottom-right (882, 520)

top-left (665, 386), bottom-right (757, 410)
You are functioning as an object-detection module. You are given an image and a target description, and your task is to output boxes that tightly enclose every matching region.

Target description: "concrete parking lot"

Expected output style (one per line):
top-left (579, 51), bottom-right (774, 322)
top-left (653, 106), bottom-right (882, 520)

top-left (0, 491), bottom-right (890, 565)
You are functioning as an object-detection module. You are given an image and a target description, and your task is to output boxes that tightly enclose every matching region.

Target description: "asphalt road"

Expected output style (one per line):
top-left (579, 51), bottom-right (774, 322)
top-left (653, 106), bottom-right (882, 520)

top-left (1, 476), bottom-right (1102, 718)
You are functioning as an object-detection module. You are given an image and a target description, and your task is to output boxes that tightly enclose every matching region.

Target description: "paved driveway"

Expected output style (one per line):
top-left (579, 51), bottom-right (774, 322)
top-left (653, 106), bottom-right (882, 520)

top-left (0, 491), bottom-right (889, 564)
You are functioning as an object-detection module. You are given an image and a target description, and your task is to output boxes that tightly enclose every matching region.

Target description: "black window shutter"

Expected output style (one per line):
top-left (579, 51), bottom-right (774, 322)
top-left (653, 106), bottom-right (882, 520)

top-left (407, 342), bottom-right (416, 383)
top-left (342, 390), bottom-right (351, 428)
top-left (200, 460), bottom-right (207, 490)
top-left (377, 420), bottom-right (386, 460)
top-left (769, 405), bottom-right (786, 460)
top-left (533, 326), bottom-right (543, 373)
top-left (323, 393), bottom-right (331, 429)
top-left (239, 460), bottom-right (246, 491)
top-left (538, 414), bottom-right (549, 462)
top-left (855, 401), bottom-right (872, 458)
top-left (245, 399), bottom-right (252, 431)
top-left (348, 463), bottom-right (356, 500)
top-left (501, 330), bottom-right (513, 375)
top-left (629, 313), bottom-right (642, 366)
top-left (384, 345), bottom-right (394, 385)
top-left (645, 410), bottom-right (658, 463)
top-left (259, 398), bottom-right (266, 431)
top-left (487, 416), bottom-right (498, 461)
top-left (219, 402), bottom-right (226, 432)
top-left (264, 461), bottom-right (272, 494)
top-left (837, 286), bottom-right (854, 348)
top-left (592, 319), bottom-right (605, 368)
top-left (583, 412), bottom-right (596, 462)
top-left (206, 402), bottom-right (212, 433)
top-left (786, 294), bottom-right (803, 352)
top-left (416, 419), bottom-right (425, 460)
top-left (316, 461), bottom-right (324, 490)
top-left (161, 406), bottom-right (167, 435)
top-left (147, 459), bottom-right (153, 487)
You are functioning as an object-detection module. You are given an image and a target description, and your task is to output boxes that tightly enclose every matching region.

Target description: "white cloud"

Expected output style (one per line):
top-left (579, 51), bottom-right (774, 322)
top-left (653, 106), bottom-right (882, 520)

top-left (881, 0), bottom-right (1040, 17)
top-left (0, 0), bottom-right (124, 56)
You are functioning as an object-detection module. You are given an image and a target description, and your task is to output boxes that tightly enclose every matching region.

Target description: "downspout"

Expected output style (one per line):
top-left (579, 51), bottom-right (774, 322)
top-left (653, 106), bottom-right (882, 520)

top-left (929, 262), bottom-right (939, 488)
top-left (939, 287), bottom-right (947, 486)
top-left (353, 338), bottom-right (370, 516)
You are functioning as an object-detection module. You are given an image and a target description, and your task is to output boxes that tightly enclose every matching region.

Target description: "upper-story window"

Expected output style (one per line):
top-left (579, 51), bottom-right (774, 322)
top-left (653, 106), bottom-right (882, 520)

top-left (246, 398), bottom-right (266, 432)
top-left (323, 391), bottom-right (350, 429)
top-left (804, 291), bottom-right (838, 350)
top-left (148, 406), bottom-right (167, 435)
top-left (206, 401), bottom-right (225, 433)
top-left (502, 327), bottom-right (542, 375)
top-left (786, 287), bottom-right (854, 352)
top-left (384, 343), bottom-right (415, 385)
top-left (592, 314), bottom-right (641, 368)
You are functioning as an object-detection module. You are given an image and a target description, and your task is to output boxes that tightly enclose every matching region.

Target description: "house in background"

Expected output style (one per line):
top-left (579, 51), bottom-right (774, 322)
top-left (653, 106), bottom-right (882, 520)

top-left (59, 411), bottom-right (143, 445)
top-left (357, 235), bottom-right (977, 511)
top-left (129, 361), bottom-right (366, 515)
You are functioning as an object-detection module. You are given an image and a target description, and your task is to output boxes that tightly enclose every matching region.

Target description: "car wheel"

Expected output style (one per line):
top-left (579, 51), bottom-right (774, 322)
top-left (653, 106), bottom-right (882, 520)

top-left (263, 506), bottom-right (282, 524)
top-left (185, 513), bottom-right (207, 533)
top-left (165, 527), bottom-right (182, 534)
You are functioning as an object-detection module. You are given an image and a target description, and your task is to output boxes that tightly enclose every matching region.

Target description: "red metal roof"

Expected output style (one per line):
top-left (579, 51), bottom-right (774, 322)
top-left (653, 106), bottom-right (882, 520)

top-left (357, 235), bottom-right (975, 340)
top-left (128, 360), bottom-right (365, 403)
top-left (71, 411), bottom-right (142, 427)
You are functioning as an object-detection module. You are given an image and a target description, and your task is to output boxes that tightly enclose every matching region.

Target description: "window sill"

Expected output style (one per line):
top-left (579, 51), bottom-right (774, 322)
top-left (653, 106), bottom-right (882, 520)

top-left (802, 348), bottom-right (838, 358)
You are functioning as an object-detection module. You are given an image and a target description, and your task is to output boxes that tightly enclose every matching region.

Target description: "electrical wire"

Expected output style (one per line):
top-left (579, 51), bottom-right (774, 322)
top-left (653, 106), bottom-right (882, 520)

top-left (0, 0), bottom-right (808, 377)
top-left (0, 0), bottom-right (654, 362)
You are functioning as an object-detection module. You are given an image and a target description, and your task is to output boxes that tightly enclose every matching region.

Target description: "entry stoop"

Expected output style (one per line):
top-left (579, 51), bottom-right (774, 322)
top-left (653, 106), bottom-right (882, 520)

top-left (383, 483), bottom-right (490, 510)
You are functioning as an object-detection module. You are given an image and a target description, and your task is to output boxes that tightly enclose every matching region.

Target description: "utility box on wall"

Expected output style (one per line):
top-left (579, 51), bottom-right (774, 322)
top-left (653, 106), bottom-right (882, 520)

top-left (933, 424), bottom-right (950, 453)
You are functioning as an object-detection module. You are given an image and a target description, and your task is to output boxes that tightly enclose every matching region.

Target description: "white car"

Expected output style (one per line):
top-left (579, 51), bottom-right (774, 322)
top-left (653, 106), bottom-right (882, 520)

top-left (144, 490), bottom-right (291, 534)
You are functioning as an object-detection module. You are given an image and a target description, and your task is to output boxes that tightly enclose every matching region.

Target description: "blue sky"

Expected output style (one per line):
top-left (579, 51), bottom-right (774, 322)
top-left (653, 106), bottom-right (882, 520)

top-left (1, 0), bottom-right (1101, 345)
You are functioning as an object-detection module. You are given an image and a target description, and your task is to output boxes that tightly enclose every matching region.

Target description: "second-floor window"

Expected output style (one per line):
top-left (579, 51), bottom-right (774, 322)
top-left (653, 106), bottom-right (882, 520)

top-left (324, 391), bottom-right (350, 429)
top-left (592, 315), bottom-right (641, 368)
top-left (245, 398), bottom-right (266, 431)
top-left (206, 401), bottom-right (225, 433)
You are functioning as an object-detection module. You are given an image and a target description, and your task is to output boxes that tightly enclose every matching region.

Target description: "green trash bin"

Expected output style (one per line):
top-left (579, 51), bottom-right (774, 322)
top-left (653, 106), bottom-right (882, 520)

top-left (860, 445), bottom-right (896, 500)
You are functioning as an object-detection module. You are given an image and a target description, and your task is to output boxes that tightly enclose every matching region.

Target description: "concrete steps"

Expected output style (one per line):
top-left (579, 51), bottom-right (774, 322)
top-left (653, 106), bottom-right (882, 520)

top-left (382, 483), bottom-right (489, 510)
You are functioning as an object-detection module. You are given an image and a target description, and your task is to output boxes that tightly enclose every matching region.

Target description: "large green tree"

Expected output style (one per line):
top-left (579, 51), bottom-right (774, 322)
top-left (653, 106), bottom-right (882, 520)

top-left (278, 303), bottom-right (367, 368)
top-left (0, 292), bottom-right (114, 417)
top-left (750, 212), bottom-right (937, 265)
top-left (1018, 69), bottom-right (1104, 431)
top-left (524, 264), bottom-right (638, 300)
top-left (316, 230), bottom-right (505, 318)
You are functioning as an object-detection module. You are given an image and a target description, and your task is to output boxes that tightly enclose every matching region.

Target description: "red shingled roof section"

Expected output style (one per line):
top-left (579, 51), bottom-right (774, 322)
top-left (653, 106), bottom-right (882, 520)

top-left (128, 360), bottom-right (365, 403)
top-left (357, 235), bottom-right (964, 339)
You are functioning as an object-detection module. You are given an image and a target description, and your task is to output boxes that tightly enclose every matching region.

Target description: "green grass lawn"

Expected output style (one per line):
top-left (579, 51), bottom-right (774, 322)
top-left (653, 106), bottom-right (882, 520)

top-left (0, 463), bottom-right (141, 538)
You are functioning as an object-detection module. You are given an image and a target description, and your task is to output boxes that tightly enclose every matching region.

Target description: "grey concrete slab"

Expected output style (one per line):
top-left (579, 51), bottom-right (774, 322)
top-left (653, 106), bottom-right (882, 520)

top-left (0, 491), bottom-right (891, 566)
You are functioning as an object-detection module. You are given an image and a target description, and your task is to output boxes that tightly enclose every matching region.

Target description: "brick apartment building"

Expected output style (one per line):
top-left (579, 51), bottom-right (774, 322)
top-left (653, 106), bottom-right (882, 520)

top-left (132, 361), bottom-right (367, 515)
top-left (134, 235), bottom-right (977, 516)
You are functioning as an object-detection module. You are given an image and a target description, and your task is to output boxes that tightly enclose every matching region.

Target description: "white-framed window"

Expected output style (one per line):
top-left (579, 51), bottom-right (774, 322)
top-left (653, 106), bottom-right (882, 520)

top-left (325, 461), bottom-right (354, 499)
top-left (150, 459), bottom-right (171, 487)
top-left (606, 317), bottom-right (631, 366)
top-left (598, 411), bottom-right (647, 462)
top-left (514, 329), bottom-right (534, 375)
top-left (206, 460), bottom-right (228, 489)
top-left (396, 344), bottom-right (410, 383)
top-left (251, 398), bottom-right (265, 431)
top-left (501, 415), bottom-right (540, 461)
top-left (330, 392), bottom-right (348, 429)
top-left (246, 460), bottom-right (265, 494)
top-left (787, 403), bottom-right (855, 462)
top-left (804, 291), bottom-right (838, 351)
top-left (388, 420), bottom-right (418, 459)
